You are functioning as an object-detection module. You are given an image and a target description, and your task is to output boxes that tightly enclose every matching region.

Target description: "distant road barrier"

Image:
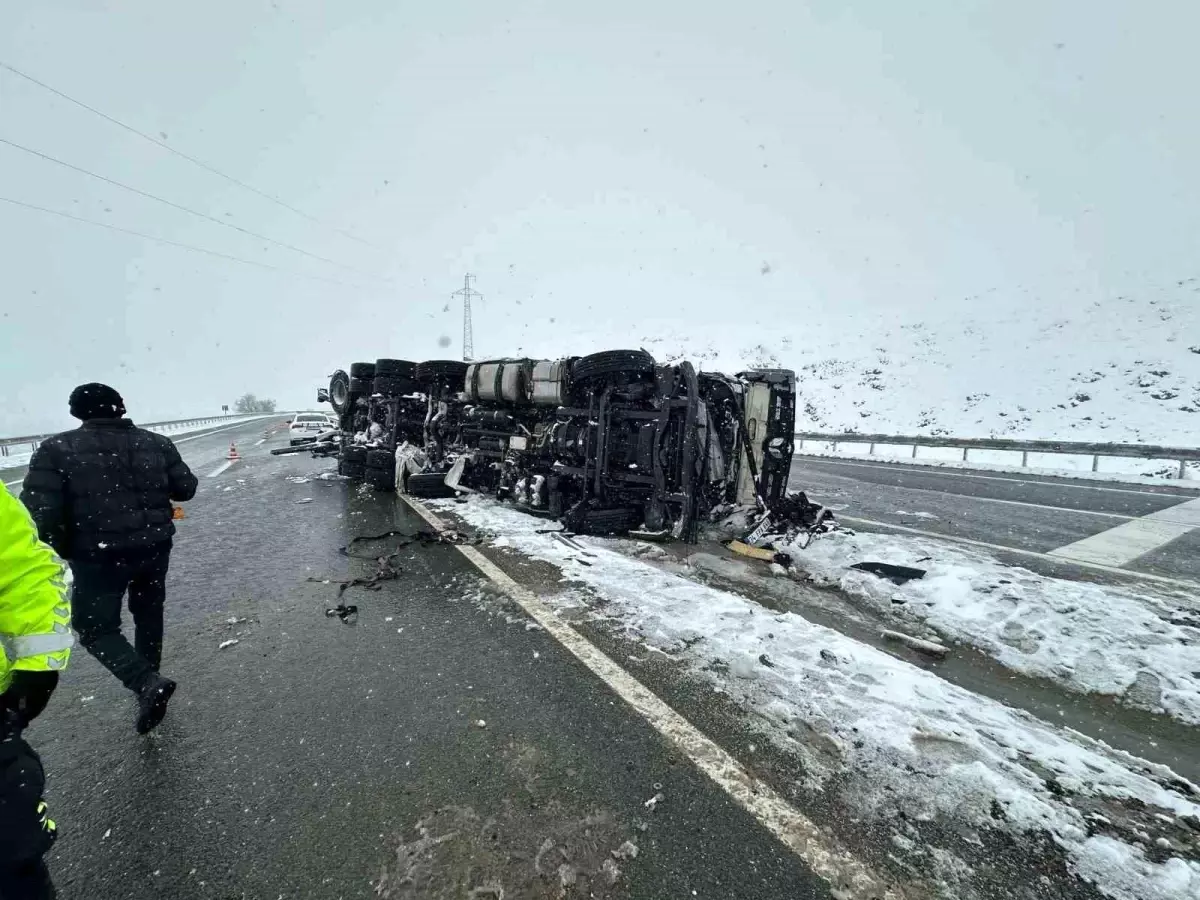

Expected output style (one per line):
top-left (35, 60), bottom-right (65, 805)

top-left (1, 414), bottom-right (283, 459)
top-left (794, 431), bottom-right (1200, 480)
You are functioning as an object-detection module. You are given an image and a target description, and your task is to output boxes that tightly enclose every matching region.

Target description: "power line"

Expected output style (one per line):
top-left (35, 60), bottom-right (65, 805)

top-left (0, 136), bottom-right (386, 281)
top-left (0, 195), bottom-right (367, 289)
top-left (0, 59), bottom-right (381, 250)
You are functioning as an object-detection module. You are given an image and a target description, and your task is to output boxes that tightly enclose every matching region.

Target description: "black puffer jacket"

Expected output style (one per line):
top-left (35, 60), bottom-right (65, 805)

top-left (20, 419), bottom-right (198, 560)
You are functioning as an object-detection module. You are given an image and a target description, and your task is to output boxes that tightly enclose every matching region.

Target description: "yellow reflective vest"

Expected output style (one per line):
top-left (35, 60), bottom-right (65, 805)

top-left (0, 489), bottom-right (72, 694)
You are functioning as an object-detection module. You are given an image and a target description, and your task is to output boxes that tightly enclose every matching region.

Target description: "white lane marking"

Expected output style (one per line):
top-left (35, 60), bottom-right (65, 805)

top-left (797, 456), bottom-right (1199, 499)
top-left (3, 477), bottom-right (21, 488)
top-left (872, 486), bottom-right (1132, 520)
top-left (401, 494), bottom-right (896, 899)
top-left (1047, 497), bottom-right (1200, 567)
top-left (207, 460), bottom-right (234, 478)
top-left (839, 515), bottom-right (1200, 607)
top-left (174, 419), bottom-right (274, 445)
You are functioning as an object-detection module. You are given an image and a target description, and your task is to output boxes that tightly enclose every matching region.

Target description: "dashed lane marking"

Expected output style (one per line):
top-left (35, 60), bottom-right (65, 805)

top-left (400, 493), bottom-right (900, 900)
top-left (839, 515), bottom-right (1200, 608)
top-left (207, 460), bottom-right (235, 478)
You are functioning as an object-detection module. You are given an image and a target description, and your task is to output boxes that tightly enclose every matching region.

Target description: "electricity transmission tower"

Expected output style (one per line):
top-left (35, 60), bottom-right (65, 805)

top-left (452, 273), bottom-right (483, 360)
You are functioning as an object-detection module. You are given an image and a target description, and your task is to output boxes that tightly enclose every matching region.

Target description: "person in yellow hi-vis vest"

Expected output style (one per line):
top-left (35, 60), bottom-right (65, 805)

top-left (1, 487), bottom-right (72, 900)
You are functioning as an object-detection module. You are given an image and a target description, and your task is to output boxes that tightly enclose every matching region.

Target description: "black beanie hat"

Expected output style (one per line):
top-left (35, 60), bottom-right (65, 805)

top-left (69, 383), bottom-right (126, 421)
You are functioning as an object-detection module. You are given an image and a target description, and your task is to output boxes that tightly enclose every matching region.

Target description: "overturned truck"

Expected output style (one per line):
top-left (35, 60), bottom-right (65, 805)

top-left (313, 349), bottom-right (810, 542)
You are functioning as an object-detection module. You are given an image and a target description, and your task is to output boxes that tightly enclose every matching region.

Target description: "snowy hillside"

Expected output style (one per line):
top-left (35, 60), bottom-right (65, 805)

top-left (511, 277), bottom-right (1200, 445)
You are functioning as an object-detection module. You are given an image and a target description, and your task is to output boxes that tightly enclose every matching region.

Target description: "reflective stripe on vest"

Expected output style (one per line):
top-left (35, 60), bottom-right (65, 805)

top-left (0, 626), bottom-right (76, 661)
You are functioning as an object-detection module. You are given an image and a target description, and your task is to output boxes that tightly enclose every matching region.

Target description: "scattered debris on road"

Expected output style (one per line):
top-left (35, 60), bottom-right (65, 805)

top-left (643, 792), bottom-right (664, 811)
top-left (611, 840), bottom-right (639, 860)
top-left (325, 603), bottom-right (359, 624)
top-left (217, 639), bottom-right (239, 650)
top-left (295, 497), bottom-right (314, 504)
top-left (850, 561), bottom-right (927, 584)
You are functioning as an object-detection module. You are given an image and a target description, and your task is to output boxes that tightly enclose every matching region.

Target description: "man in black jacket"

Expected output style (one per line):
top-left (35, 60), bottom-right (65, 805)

top-left (21, 384), bottom-right (198, 734)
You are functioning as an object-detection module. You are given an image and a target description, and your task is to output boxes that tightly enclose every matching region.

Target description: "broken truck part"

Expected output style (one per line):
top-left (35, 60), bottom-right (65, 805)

top-left (306, 349), bottom-right (834, 543)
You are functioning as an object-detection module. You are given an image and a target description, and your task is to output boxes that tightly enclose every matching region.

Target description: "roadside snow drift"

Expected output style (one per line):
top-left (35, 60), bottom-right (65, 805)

top-left (784, 529), bottom-right (1200, 727)
top-left (431, 497), bottom-right (1200, 900)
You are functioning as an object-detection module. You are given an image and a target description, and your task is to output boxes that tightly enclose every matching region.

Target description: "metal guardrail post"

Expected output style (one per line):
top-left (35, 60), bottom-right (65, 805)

top-left (1092, 455), bottom-right (1100, 473)
top-left (1021, 450), bottom-right (1029, 468)
top-left (911, 444), bottom-right (918, 459)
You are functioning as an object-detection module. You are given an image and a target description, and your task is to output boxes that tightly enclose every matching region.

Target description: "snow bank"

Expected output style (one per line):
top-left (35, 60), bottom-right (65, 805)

top-left (783, 529), bottom-right (1200, 726)
top-left (431, 497), bottom-right (1200, 900)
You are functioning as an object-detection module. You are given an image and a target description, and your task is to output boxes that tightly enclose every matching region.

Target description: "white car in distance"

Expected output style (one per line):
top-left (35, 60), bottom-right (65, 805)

top-left (289, 412), bottom-right (337, 446)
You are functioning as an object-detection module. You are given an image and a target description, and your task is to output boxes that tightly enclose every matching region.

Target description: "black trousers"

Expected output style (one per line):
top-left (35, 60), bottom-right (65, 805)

top-left (69, 545), bottom-right (171, 693)
top-left (0, 861), bottom-right (56, 900)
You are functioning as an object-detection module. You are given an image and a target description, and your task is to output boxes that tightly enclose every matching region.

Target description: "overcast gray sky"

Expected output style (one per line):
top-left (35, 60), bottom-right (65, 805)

top-left (2, 1), bottom-right (1197, 434)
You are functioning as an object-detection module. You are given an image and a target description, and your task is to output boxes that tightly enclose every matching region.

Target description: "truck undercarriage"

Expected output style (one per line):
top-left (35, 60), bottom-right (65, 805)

top-left (293, 349), bottom-right (830, 543)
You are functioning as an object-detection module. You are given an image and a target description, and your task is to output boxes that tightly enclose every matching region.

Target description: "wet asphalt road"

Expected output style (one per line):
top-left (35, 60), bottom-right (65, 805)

top-left (790, 455), bottom-right (1200, 584)
top-left (28, 423), bottom-right (828, 900)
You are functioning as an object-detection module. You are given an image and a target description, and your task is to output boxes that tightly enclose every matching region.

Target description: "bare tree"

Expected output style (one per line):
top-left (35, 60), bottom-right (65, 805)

top-left (235, 393), bottom-right (276, 414)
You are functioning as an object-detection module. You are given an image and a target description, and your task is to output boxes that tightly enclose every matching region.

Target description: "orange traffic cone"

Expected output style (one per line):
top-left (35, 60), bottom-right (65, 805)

top-left (227, 442), bottom-right (240, 460)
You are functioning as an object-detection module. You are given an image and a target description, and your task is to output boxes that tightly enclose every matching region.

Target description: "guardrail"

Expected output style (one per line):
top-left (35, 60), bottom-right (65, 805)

top-left (1, 415), bottom-right (281, 459)
top-left (794, 431), bottom-right (1200, 479)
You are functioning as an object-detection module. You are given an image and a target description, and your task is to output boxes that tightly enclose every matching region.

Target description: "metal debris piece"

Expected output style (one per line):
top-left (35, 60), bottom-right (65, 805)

top-left (324, 604), bottom-right (359, 624)
top-left (758, 653), bottom-right (776, 668)
top-left (851, 561), bottom-right (926, 584)
top-left (218, 639), bottom-right (239, 650)
top-left (643, 792), bottom-right (665, 811)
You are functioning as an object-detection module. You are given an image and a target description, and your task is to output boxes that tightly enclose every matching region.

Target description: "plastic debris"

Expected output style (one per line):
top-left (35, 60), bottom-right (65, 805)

top-left (295, 498), bottom-right (314, 504)
top-left (611, 840), bottom-right (639, 860)
top-left (218, 639), bottom-right (239, 650)
top-left (475, 719), bottom-right (487, 728)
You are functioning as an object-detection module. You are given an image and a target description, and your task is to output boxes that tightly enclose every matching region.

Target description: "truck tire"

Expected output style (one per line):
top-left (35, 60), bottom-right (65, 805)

top-left (414, 360), bottom-right (469, 390)
top-left (572, 350), bottom-right (655, 383)
top-left (374, 359), bottom-right (417, 379)
top-left (404, 471), bottom-right (455, 498)
top-left (366, 449), bottom-right (394, 469)
top-left (349, 362), bottom-right (376, 379)
top-left (365, 464), bottom-right (395, 491)
top-left (328, 370), bottom-right (351, 415)
top-left (343, 446), bottom-right (367, 465)
top-left (348, 376), bottom-right (373, 395)
top-left (373, 375), bottom-right (418, 396)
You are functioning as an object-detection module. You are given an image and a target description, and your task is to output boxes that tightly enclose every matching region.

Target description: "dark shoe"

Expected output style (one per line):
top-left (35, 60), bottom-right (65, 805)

top-left (136, 674), bottom-right (176, 734)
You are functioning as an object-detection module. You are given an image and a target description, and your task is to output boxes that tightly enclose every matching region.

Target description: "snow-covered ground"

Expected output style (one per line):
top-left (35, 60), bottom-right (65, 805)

top-left (430, 496), bottom-right (1200, 900)
top-left (779, 528), bottom-right (1200, 726)
top-left (507, 278), bottom-right (1200, 445)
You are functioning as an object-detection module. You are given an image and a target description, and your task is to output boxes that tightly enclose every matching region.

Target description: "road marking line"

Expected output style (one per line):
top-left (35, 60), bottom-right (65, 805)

top-left (839, 515), bottom-right (1200, 607)
top-left (207, 460), bottom-right (234, 478)
top-left (175, 419), bottom-right (271, 445)
top-left (1047, 497), bottom-right (1200, 567)
top-left (400, 494), bottom-right (897, 899)
top-left (3, 477), bottom-right (21, 488)
top-left (862, 485), bottom-right (1133, 520)
top-left (796, 456), bottom-right (1200, 499)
